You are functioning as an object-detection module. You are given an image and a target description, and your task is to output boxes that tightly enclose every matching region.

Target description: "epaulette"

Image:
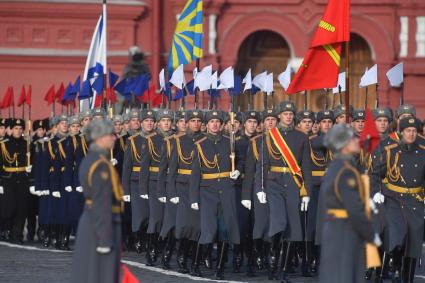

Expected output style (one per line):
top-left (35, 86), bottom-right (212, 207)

top-left (129, 132), bottom-right (140, 140)
top-left (250, 135), bottom-right (262, 141)
top-left (164, 134), bottom-right (176, 141)
top-left (222, 134), bottom-right (229, 139)
top-left (384, 143), bottom-right (398, 151)
top-left (57, 136), bottom-right (67, 143)
top-left (145, 132), bottom-right (157, 139)
top-left (174, 132), bottom-right (186, 139)
top-left (194, 136), bottom-right (207, 145)
top-left (0, 138), bottom-right (9, 143)
top-left (235, 136), bottom-right (241, 141)
top-left (418, 133), bottom-right (425, 140)
top-left (309, 134), bottom-right (318, 140)
top-left (119, 133), bottom-right (127, 138)
top-left (419, 144), bottom-right (425, 150)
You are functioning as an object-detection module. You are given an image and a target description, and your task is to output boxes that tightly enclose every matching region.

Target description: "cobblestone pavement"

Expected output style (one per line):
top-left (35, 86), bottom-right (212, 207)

top-left (0, 240), bottom-right (425, 283)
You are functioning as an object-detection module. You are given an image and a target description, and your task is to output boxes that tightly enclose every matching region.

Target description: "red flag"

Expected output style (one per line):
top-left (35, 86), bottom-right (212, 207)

top-left (286, 0), bottom-right (349, 94)
top-left (286, 44), bottom-right (342, 94)
top-left (360, 108), bottom-right (380, 154)
top-left (138, 82), bottom-right (159, 106)
top-left (1, 87), bottom-right (11, 109)
top-left (94, 94), bottom-right (102, 108)
top-left (44, 85), bottom-right (56, 105)
top-left (55, 83), bottom-right (65, 103)
top-left (26, 85), bottom-right (32, 107)
top-left (121, 265), bottom-right (140, 283)
top-left (17, 85), bottom-right (26, 107)
top-left (94, 88), bottom-right (118, 108)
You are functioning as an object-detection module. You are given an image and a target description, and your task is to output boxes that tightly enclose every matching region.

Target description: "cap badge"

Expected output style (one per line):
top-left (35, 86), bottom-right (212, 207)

top-left (193, 111), bottom-right (198, 115)
top-left (409, 118), bottom-right (415, 123)
top-left (213, 111), bottom-right (218, 115)
top-left (286, 104), bottom-right (291, 108)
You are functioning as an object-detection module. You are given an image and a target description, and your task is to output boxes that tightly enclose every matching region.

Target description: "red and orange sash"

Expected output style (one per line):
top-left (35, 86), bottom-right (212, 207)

top-left (269, 127), bottom-right (307, 196)
top-left (389, 132), bottom-right (400, 142)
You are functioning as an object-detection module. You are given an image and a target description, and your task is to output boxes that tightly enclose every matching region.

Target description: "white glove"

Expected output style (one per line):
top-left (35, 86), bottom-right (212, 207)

top-left (229, 170), bottom-right (241, 180)
top-left (35, 190), bottom-right (42, 197)
top-left (373, 233), bottom-right (382, 247)
top-left (76, 186), bottom-right (83, 193)
top-left (123, 195), bottom-right (130, 202)
top-left (191, 203), bottom-right (199, 210)
top-left (25, 165), bottom-right (32, 173)
top-left (158, 197), bottom-right (166, 203)
top-left (369, 198), bottom-right (378, 214)
top-left (241, 200), bottom-right (251, 210)
top-left (64, 186), bottom-right (72, 193)
top-left (111, 158), bottom-right (118, 166)
top-left (140, 194), bottom-right (149, 199)
top-left (29, 186), bottom-right (37, 195)
top-left (170, 197), bottom-right (179, 204)
top-left (52, 191), bottom-right (61, 198)
top-left (43, 190), bottom-right (50, 196)
top-left (373, 192), bottom-right (385, 204)
top-left (0, 186), bottom-right (3, 194)
top-left (257, 191), bottom-right (267, 204)
top-left (96, 246), bottom-right (111, 254)
top-left (300, 196), bottom-right (310, 211)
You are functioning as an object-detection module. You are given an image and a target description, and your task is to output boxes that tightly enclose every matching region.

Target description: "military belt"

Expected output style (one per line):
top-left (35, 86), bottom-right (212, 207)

top-left (312, 170), bottom-right (326, 177)
top-left (3, 166), bottom-right (26, 173)
top-left (132, 166), bottom-right (141, 172)
top-left (178, 169), bottom-right (192, 175)
top-left (202, 171), bottom-right (230, 180)
top-left (327, 209), bottom-right (348, 219)
top-left (49, 166), bottom-right (65, 173)
top-left (270, 166), bottom-right (290, 173)
top-left (386, 183), bottom-right (422, 194)
top-left (149, 166), bottom-right (159, 173)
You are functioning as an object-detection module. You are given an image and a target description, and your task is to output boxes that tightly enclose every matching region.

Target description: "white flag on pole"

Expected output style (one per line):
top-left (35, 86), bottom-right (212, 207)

top-left (242, 69), bottom-right (252, 92)
top-left (359, 64), bottom-right (378, 87)
top-left (169, 64), bottom-right (186, 89)
top-left (264, 73), bottom-right (274, 95)
top-left (159, 68), bottom-right (166, 91)
top-left (277, 65), bottom-right (291, 91)
top-left (386, 62), bottom-right (404, 87)
top-left (195, 65), bottom-right (213, 91)
top-left (332, 72), bottom-right (346, 94)
top-left (218, 66), bottom-right (234, 90)
top-left (252, 71), bottom-right (267, 91)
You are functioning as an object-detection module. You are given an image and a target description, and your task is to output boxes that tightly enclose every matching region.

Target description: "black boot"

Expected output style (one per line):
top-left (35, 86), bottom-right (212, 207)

top-left (190, 242), bottom-right (203, 277)
top-left (54, 226), bottom-right (62, 250)
top-left (407, 258), bottom-right (417, 283)
top-left (60, 228), bottom-right (71, 251)
top-left (146, 234), bottom-right (158, 266)
top-left (215, 242), bottom-right (228, 280)
top-left (301, 241), bottom-right (312, 277)
top-left (280, 242), bottom-right (292, 283)
top-left (232, 244), bottom-right (242, 273)
top-left (246, 240), bottom-right (257, 277)
top-left (176, 239), bottom-right (188, 273)
top-left (42, 226), bottom-right (51, 248)
top-left (203, 244), bottom-right (212, 269)
top-left (161, 232), bottom-right (175, 270)
top-left (401, 257), bottom-right (415, 283)
top-left (268, 235), bottom-right (281, 280)
top-left (134, 232), bottom-right (143, 254)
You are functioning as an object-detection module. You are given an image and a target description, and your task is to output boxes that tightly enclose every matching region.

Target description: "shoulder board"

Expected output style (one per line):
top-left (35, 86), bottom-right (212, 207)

top-left (119, 133), bottom-right (127, 138)
top-left (250, 135), bottom-right (261, 142)
top-left (146, 132), bottom-right (157, 139)
top-left (164, 134), bottom-right (175, 141)
top-left (174, 132), bottom-right (185, 139)
top-left (129, 132), bottom-right (140, 139)
top-left (419, 144), bottom-right (425, 150)
top-left (57, 137), bottom-right (67, 143)
top-left (222, 134), bottom-right (229, 139)
top-left (235, 136), bottom-right (241, 141)
top-left (194, 136), bottom-right (207, 145)
top-left (309, 134), bottom-right (318, 140)
top-left (384, 143), bottom-right (398, 151)
top-left (418, 134), bottom-right (425, 140)
top-left (0, 138), bottom-right (9, 143)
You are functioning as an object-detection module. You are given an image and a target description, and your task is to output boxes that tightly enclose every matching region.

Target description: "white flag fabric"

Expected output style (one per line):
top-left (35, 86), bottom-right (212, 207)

top-left (264, 73), bottom-right (274, 95)
top-left (252, 71), bottom-right (267, 91)
top-left (211, 71), bottom-right (218, 89)
top-left (359, 64), bottom-right (378, 87)
top-left (386, 62), bottom-right (404, 87)
top-left (242, 69), bottom-right (252, 92)
top-left (332, 72), bottom-right (346, 94)
top-left (277, 65), bottom-right (291, 91)
top-left (169, 64), bottom-right (186, 89)
top-left (195, 65), bottom-right (213, 91)
top-left (159, 68), bottom-right (166, 91)
top-left (81, 3), bottom-right (107, 110)
top-left (218, 66), bottom-right (234, 90)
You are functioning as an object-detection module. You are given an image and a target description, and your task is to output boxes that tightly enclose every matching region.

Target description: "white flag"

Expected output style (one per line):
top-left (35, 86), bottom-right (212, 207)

top-left (159, 68), bottom-right (166, 91)
top-left (332, 72), bottom-right (346, 94)
top-left (386, 62), bottom-right (404, 87)
top-left (359, 64), bottom-right (378, 87)
top-left (277, 65), bottom-right (291, 91)
top-left (169, 64), bottom-right (186, 89)
top-left (195, 65), bottom-right (213, 91)
top-left (252, 71), bottom-right (267, 91)
top-left (218, 66), bottom-right (234, 90)
top-left (264, 73), bottom-right (274, 95)
top-left (242, 69), bottom-right (252, 92)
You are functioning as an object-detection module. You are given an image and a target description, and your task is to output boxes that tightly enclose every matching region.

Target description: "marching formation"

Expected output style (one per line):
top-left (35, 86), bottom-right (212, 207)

top-left (0, 100), bottom-right (424, 283)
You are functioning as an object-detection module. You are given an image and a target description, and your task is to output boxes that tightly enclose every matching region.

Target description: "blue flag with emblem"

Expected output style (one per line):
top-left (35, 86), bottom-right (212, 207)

top-left (167, 0), bottom-right (203, 72)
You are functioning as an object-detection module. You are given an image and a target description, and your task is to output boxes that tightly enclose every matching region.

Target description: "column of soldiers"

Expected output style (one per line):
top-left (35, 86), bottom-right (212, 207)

top-left (0, 99), bottom-right (424, 283)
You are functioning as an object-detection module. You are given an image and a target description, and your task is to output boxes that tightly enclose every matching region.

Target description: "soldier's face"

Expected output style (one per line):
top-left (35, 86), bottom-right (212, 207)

top-left (279, 111), bottom-right (294, 126)
top-left (81, 117), bottom-right (91, 128)
top-left (298, 119), bottom-right (313, 134)
top-left (58, 121), bottom-right (68, 134)
top-left (124, 121), bottom-right (130, 132)
top-left (319, 119), bottom-right (333, 133)
top-left (312, 123), bottom-right (319, 134)
top-left (0, 126), bottom-right (5, 137)
top-left (130, 118), bottom-right (140, 130)
top-left (244, 119), bottom-right (258, 136)
top-left (158, 118), bottom-right (172, 132)
top-left (96, 134), bottom-right (116, 150)
top-left (343, 137), bottom-right (360, 154)
top-left (35, 128), bottom-right (46, 138)
top-left (374, 117), bottom-right (389, 134)
top-left (176, 119), bottom-right (187, 132)
top-left (336, 115), bottom-right (349, 124)
top-left (207, 119), bottom-right (221, 134)
top-left (142, 118), bottom-right (155, 132)
top-left (188, 118), bottom-right (201, 132)
top-left (70, 124), bottom-right (80, 135)
top-left (352, 119), bottom-right (365, 134)
top-left (114, 122), bottom-right (122, 134)
top-left (263, 117), bottom-right (277, 130)
top-left (12, 126), bottom-right (23, 138)
top-left (401, 127), bottom-right (417, 144)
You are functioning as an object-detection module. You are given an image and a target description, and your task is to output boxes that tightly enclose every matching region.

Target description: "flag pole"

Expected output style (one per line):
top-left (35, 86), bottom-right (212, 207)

top-left (303, 90), bottom-right (308, 110)
top-left (364, 86), bottom-right (368, 109)
top-left (375, 83), bottom-right (379, 108)
top-left (400, 82), bottom-right (404, 105)
top-left (195, 59), bottom-right (200, 109)
top-left (344, 40), bottom-right (350, 123)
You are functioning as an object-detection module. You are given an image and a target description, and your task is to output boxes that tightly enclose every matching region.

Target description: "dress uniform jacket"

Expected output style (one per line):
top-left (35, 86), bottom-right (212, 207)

top-left (318, 155), bottom-right (375, 283)
top-left (168, 130), bottom-right (204, 241)
top-left (122, 132), bottom-right (148, 232)
top-left (372, 141), bottom-right (425, 258)
top-left (255, 126), bottom-right (313, 240)
top-left (189, 133), bottom-right (240, 245)
top-left (71, 145), bottom-right (123, 283)
top-left (34, 137), bottom-right (51, 225)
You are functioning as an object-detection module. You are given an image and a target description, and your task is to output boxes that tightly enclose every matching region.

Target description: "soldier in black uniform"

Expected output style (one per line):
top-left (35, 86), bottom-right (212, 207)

top-left (140, 109), bottom-right (174, 266)
top-left (189, 110), bottom-right (241, 280)
top-left (0, 119), bottom-right (31, 244)
top-left (319, 124), bottom-right (381, 283)
top-left (372, 117), bottom-right (425, 283)
top-left (71, 118), bottom-right (123, 283)
top-left (255, 101), bottom-right (312, 282)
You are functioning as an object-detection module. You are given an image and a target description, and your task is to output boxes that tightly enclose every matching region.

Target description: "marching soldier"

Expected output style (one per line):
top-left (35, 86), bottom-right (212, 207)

top-left (319, 124), bottom-right (382, 283)
top-left (334, 104), bottom-right (353, 124)
top-left (372, 117), bottom-right (425, 283)
top-left (71, 118), bottom-right (123, 283)
top-left (0, 118), bottom-right (7, 240)
top-left (255, 101), bottom-right (312, 282)
top-left (140, 109), bottom-right (174, 266)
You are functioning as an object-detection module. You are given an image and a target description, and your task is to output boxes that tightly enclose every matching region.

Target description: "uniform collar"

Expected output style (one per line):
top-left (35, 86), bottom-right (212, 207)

top-left (206, 132), bottom-right (222, 142)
